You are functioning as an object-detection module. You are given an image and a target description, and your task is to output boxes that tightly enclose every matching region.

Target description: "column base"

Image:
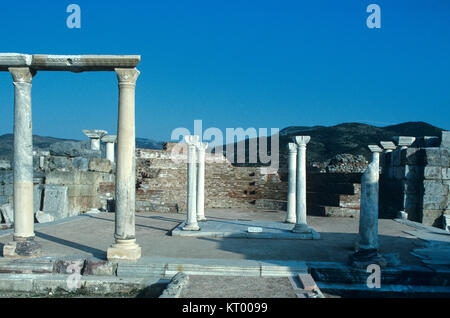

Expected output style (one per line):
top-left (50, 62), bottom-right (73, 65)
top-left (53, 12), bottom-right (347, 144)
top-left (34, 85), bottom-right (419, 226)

top-left (3, 240), bottom-right (41, 258)
top-left (182, 223), bottom-right (200, 231)
top-left (197, 217), bottom-right (207, 222)
top-left (291, 223), bottom-right (312, 233)
top-left (348, 249), bottom-right (387, 269)
top-left (107, 239), bottom-right (141, 262)
top-left (284, 218), bottom-right (296, 224)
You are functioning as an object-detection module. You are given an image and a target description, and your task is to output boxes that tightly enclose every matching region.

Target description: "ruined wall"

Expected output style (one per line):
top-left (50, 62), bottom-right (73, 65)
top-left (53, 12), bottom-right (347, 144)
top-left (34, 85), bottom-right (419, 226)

top-left (135, 147), bottom-right (286, 213)
top-left (380, 132), bottom-right (450, 228)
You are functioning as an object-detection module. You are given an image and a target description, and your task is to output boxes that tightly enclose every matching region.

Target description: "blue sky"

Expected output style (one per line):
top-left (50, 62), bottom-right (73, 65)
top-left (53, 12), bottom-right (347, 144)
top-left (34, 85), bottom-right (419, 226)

top-left (0, 0), bottom-right (449, 141)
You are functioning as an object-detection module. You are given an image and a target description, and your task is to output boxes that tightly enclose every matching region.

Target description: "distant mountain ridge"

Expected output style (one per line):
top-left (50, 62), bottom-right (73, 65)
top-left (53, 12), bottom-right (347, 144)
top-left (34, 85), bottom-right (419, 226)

top-left (220, 121), bottom-right (445, 166)
top-left (0, 134), bottom-right (164, 160)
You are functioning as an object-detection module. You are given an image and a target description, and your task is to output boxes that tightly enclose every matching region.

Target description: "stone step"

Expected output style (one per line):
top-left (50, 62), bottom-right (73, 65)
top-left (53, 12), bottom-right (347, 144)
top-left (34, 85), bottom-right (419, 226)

top-left (307, 205), bottom-right (360, 217)
top-left (308, 261), bottom-right (450, 287)
top-left (307, 192), bottom-right (360, 209)
top-left (307, 182), bottom-right (361, 195)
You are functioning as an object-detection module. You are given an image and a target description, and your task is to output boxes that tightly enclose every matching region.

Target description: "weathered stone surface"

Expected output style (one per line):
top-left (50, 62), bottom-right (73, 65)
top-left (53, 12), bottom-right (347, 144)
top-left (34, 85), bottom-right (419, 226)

top-left (33, 184), bottom-right (44, 213)
top-left (442, 168), bottom-right (450, 180)
top-left (423, 180), bottom-right (449, 196)
top-left (422, 210), bottom-right (444, 227)
top-left (47, 156), bottom-right (73, 171)
top-left (49, 141), bottom-right (101, 159)
top-left (0, 160), bottom-right (11, 170)
top-left (88, 158), bottom-right (112, 173)
top-left (0, 203), bottom-right (14, 224)
top-left (404, 165), bottom-right (422, 180)
top-left (422, 195), bottom-right (448, 210)
top-left (83, 258), bottom-right (115, 276)
top-left (423, 148), bottom-right (443, 166)
top-left (42, 185), bottom-right (69, 220)
top-left (71, 157), bottom-right (89, 171)
top-left (393, 136), bottom-right (416, 148)
top-left (53, 258), bottom-right (85, 275)
top-left (441, 131), bottom-right (450, 149)
top-left (424, 166), bottom-right (442, 180)
top-left (35, 210), bottom-right (55, 223)
top-left (3, 241), bottom-right (41, 258)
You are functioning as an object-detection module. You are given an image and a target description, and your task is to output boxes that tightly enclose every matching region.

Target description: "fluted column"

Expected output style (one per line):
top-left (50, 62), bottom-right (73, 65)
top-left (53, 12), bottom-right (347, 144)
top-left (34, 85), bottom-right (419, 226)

top-left (107, 68), bottom-right (141, 261)
top-left (285, 142), bottom-right (297, 224)
top-left (183, 135), bottom-right (200, 231)
top-left (196, 141), bottom-right (208, 222)
top-left (3, 67), bottom-right (41, 258)
top-left (292, 136), bottom-right (312, 233)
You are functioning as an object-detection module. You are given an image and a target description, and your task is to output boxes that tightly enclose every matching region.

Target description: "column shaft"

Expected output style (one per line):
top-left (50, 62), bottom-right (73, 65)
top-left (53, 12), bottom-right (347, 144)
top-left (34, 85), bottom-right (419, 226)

top-left (286, 143), bottom-right (297, 223)
top-left (107, 68), bottom-right (141, 261)
top-left (183, 135), bottom-right (200, 230)
top-left (11, 68), bottom-right (34, 240)
top-left (106, 142), bottom-right (115, 162)
top-left (196, 145), bottom-right (207, 221)
top-left (292, 136), bottom-right (311, 233)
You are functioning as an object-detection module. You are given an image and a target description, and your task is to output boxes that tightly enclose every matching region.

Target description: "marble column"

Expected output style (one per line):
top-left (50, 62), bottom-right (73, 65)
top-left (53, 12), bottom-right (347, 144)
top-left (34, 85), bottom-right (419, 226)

top-left (107, 68), bottom-right (141, 261)
top-left (102, 135), bottom-right (117, 163)
top-left (3, 67), bottom-right (41, 258)
top-left (285, 142), bottom-right (297, 224)
top-left (183, 135), bottom-right (200, 231)
top-left (292, 136), bottom-right (312, 233)
top-left (82, 129), bottom-right (107, 151)
top-left (196, 141), bottom-right (208, 222)
top-left (350, 145), bottom-right (385, 267)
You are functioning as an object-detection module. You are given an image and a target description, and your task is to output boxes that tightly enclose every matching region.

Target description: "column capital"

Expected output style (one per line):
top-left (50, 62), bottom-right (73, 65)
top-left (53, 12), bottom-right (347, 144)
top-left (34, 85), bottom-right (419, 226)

top-left (368, 145), bottom-right (382, 153)
top-left (380, 141), bottom-right (396, 152)
top-left (195, 141), bottom-right (208, 151)
top-left (184, 135), bottom-right (200, 146)
top-left (115, 68), bottom-right (140, 84)
top-left (287, 142), bottom-right (297, 153)
top-left (8, 67), bottom-right (36, 83)
top-left (83, 129), bottom-right (107, 140)
top-left (293, 136), bottom-right (310, 148)
top-left (392, 136), bottom-right (415, 149)
top-left (102, 134), bottom-right (117, 144)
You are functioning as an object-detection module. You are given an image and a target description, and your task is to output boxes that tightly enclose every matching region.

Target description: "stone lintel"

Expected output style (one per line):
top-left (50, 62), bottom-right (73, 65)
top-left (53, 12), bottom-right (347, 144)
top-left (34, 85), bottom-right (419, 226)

top-left (368, 145), bottom-right (382, 153)
top-left (102, 135), bottom-right (117, 144)
top-left (393, 136), bottom-right (416, 148)
top-left (380, 141), bottom-right (396, 151)
top-left (0, 54), bottom-right (140, 72)
top-left (83, 129), bottom-right (108, 140)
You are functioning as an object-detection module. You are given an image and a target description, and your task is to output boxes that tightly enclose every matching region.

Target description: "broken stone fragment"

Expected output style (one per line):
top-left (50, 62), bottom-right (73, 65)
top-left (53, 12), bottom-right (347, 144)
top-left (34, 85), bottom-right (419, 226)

top-left (35, 210), bottom-right (55, 223)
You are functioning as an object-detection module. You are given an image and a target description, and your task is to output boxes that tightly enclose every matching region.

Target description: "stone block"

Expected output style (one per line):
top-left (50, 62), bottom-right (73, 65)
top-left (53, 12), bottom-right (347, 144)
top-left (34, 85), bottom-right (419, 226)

top-left (0, 203), bottom-right (14, 224)
top-left (0, 196), bottom-right (8, 205)
top-left (424, 166), bottom-right (442, 180)
top-left (33, 184), bottom-right (44, 213)
top-left (83, 258), bottom-right (115, 276)
top-left (422, 210), bottom-right (443, 227)
top-left (53, 258), bottom-right (85, 275)
top-left (2, 184), bottom-right (13, 196)
top-left (35, 210), bottom-right (55, 223)
top-left (50, 141), bottom-right (95, 158)
top-left (423, 180), bottom-right (448, 196)
top-left (0, 160), bottom-right (11, 170)
top-left (68, 184), bottom-right (97, 197)
top-left (444, 215), bottom-right (450, 231)
top-left (441, 131), bottom-right (450, 149)
top-left (442, 168), bottom-right (450, 180)
top-left (47, 156), bottom-right (73, 171)
top-left (422, 195), bottom-right (448, 210)
top-left (0, 170), bottom-right (13, 184)
top-left (88, 158), bottom-right (112, 173)
top-left (72, 157), bottom-right (89, 171)
top-left (42, 185), bottom-right (69, 220)
top-left (423, 148), bottom-right (442, 166)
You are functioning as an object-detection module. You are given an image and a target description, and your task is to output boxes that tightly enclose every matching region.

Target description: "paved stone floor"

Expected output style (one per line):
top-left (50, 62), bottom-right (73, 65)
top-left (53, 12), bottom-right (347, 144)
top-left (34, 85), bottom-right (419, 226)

top-left (0, 209), bottom-right (424, 265)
